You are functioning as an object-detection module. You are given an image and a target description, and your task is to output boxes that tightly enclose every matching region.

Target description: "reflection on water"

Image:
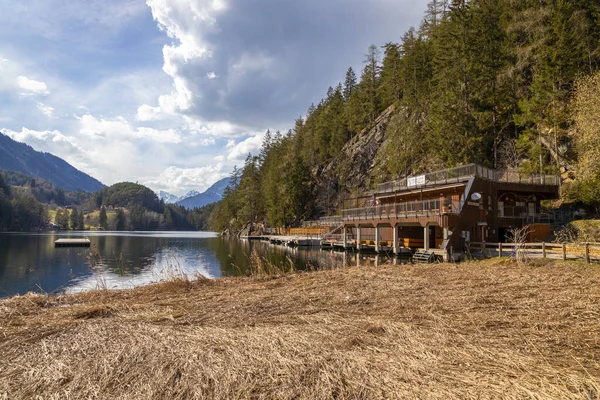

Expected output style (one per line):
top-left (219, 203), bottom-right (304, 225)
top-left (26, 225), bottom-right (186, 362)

top-left (0, 231), bottom-right (410, 298)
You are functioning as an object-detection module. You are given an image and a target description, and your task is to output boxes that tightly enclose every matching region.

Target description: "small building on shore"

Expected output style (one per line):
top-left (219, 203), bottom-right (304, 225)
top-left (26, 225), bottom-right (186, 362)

top-left (339, 164), bottom-right (560, 261)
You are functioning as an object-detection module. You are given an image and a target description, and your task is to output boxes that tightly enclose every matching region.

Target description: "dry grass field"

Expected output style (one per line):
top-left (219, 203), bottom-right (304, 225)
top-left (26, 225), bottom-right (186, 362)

top-left (1, 258), bottom-right (600, 399)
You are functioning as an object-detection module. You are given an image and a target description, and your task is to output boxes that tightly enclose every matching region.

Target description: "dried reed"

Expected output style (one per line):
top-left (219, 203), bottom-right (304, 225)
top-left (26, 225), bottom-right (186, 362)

top-left (1, 258), bottom-right (599, 399)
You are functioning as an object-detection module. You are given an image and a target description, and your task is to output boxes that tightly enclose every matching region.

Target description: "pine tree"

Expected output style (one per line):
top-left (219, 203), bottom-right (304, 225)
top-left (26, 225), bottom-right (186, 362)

top-left (359, 44), bottom-right (381, 125)
top-left (99, 205), bottom-right (108, 231)
top-left (259, 129), bottom-right (272, 165)
top-left (378, 42), bottom-right (402, 108)
top-left (343, 67), bottom-right (357, 100)
top-left (116, 208), bottom-right (126, 231)
top-left (78, 211), bottom-right (85, 231)
top-left (56, 208), bottom-right (69, 230)
top-left (70, 208), bottom-right (79, 230)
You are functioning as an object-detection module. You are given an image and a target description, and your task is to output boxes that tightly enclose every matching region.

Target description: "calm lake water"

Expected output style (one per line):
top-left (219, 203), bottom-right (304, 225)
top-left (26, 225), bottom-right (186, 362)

top-left (0, 231), bottom-right (382, 298)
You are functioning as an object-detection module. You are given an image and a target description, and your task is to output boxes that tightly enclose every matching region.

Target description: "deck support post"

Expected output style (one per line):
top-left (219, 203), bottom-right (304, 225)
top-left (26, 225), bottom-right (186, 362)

top-left (393, 225), bottom-right (400, 254)
top-left (542, 242), bottom-right (546, 258)
top-left (342, 225), bottom-right (347, 248)
top-left (375, 225), bottom-right (380, 253)
top-left (424, 223), bottom-right (430, 251)
top-left (356, 225), bottom-right (362, 252)
top-left (585, 242), bottom-right (590, 264)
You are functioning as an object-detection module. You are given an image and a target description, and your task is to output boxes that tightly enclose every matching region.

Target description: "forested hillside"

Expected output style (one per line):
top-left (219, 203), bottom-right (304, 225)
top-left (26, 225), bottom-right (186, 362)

top-left (87, 182), bottom-right (215, 231)
top-left (3, 171), bottom-right (91, 206)
top-left (0, 172), bottom-right (47, 231)
top-left (210, 0), bottom-right (600, 232)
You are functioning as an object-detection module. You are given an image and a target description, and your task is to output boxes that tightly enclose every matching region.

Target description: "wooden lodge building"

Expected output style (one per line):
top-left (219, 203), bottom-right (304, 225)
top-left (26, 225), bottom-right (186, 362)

top-left (339, 164), bottom-right (560, 261)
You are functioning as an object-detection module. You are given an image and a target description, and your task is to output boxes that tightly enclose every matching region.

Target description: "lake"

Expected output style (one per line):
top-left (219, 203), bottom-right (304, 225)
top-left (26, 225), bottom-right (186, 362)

top-left (0, 231), bottom-right (376, 298)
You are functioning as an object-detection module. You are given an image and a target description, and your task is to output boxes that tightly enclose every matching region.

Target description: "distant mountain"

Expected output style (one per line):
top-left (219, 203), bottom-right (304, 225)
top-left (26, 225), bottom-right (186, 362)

top-left (0, 133), bottom-right (104, 192)
top-left (176, 177), bottom-right (231, 209)
top-left (158, 189), bottom-right (203, 204)
top-left (178, 190), bottom-right (200, 202)
top-left (159, 190), bottom-right (179, 204)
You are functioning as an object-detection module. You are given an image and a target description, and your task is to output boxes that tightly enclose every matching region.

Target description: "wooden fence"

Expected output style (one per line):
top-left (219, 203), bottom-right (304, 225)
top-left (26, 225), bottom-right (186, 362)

top-left (287, 227), bottom-right (329, 237)
top-left (469, 242), bottom-right (600, 263)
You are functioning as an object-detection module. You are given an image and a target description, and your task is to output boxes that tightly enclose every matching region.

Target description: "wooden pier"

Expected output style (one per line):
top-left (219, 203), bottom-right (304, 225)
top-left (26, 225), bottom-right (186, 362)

top-left (54, 238), bottom-right (91, 248)
top-left (242, 235), bottom-right (321, 247)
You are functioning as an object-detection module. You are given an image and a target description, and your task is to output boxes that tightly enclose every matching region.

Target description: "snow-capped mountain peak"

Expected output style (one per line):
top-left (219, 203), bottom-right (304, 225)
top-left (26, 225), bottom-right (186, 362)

top-left (158, 190), bottom-right (180, 204)
top-left (178, 190), bottom-right (200, 202)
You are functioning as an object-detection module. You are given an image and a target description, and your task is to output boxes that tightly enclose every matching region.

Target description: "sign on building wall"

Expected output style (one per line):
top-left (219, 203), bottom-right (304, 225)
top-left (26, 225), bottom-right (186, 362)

top-left (407, 175), bottom-right (426, 187)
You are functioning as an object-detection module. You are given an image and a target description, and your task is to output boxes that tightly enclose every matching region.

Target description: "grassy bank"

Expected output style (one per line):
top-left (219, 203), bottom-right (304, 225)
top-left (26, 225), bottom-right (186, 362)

top-left (1, 259), bottom-right (599, 399)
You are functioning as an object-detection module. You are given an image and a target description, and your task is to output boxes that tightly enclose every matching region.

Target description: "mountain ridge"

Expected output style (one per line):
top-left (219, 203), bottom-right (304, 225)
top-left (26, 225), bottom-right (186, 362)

top-left (176, 177), bottom-right (230, 209)
top-left (0, 133), bottom-right (105, 192)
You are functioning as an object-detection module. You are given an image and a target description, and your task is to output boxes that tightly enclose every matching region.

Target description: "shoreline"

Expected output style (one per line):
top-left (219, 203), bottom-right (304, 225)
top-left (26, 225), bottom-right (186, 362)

top-left (1, 259), bottom-right (599, 398)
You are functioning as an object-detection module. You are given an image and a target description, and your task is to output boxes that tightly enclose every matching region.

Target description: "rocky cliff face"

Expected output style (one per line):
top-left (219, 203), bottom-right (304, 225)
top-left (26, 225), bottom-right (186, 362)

top-left (313, 105), bottom-right (397, 212)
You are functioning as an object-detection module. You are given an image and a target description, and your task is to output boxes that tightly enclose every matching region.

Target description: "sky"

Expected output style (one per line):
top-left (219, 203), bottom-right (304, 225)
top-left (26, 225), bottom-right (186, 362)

top-left (0, 0), bottom-right (428, 196)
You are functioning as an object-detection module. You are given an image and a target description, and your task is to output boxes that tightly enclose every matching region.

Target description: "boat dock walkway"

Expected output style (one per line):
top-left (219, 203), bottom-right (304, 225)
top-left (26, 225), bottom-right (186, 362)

top-left (242, 235), bottom-right (321, 247)
top-left (242, 234), bottom-right (431, 255)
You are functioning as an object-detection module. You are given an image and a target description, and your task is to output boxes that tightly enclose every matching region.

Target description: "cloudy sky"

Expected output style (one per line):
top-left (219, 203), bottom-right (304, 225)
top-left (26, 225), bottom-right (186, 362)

top-left (0, 0), bottom-right (427, 196)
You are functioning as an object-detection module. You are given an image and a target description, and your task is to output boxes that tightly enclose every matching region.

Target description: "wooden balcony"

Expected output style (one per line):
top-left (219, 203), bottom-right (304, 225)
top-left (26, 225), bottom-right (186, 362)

top-left (376, 164), bottom-right (559, 195)
top-left (342, 199), bottom-right (460, 227)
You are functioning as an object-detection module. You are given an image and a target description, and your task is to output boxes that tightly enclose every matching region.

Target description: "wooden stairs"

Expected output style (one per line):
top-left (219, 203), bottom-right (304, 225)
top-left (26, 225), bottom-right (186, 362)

top-left (412, 250), bottom-right (436, 264)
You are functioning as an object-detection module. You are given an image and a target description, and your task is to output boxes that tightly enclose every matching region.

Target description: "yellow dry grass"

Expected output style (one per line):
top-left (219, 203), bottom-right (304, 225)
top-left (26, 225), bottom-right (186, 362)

top-left (1, 259), bottom-right (600, 399)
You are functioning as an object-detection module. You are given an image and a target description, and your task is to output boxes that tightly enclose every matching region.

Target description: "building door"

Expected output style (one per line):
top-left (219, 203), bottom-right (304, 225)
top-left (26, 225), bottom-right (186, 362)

top-left (498, 227), bottom-right (507, 243)
top-left (528, 203), bottom-right (536, 223)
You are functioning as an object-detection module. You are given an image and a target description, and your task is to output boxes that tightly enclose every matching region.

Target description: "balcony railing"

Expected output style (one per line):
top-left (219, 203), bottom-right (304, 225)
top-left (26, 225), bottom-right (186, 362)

top-left (499, 214), bottom-right (552, 224)
top-left (377, 164), bottom-right (560, 194)
top-left (342, 199), bottom-right (460, 221)
top-left (301, 216), bottom-right (343, 228)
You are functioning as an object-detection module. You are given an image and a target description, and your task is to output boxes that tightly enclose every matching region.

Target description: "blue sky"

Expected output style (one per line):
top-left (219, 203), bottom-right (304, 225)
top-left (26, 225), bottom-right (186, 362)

top-left (0, 0), bottom-right (427, 196)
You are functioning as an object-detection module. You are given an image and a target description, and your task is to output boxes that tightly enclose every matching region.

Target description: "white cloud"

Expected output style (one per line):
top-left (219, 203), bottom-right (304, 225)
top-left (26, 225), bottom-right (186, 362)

top-left (146, 0), bottom-right (228, 114)
top-left (36, 102), bottom-right (54, 117)
top-left (79, 114), bottom-right (181, 143)
top-left (16, 76), bottom-right (49, 95)
top-left (4, 127), bottom-right (77, 146)
top-left (136, 104), bottom-right (163, 121)
top-left (226, 133), bottom-right (263, 161)
top-left (136, 127), bottom-right (181, 143)
top-left (206, 71), bottom-right (217, 79)
top-left (184, 116), bottom-right (254, 138)
top-left (146, 165), bottom-right (229, 195)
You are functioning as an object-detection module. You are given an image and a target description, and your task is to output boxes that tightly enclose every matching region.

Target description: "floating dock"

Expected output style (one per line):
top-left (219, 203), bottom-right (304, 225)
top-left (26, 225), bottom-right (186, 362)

top-left (54, 238), bottom-right (91, 248)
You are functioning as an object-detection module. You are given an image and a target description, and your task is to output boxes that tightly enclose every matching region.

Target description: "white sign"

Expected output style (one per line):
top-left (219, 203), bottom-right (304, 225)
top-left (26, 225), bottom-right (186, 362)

top-left (407, 175), bottom-right (426, 188)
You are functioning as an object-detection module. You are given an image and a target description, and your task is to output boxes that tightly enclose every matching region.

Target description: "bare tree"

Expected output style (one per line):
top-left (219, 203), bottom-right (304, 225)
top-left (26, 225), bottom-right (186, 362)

top-left (508, 225), bottom-right (531, 263)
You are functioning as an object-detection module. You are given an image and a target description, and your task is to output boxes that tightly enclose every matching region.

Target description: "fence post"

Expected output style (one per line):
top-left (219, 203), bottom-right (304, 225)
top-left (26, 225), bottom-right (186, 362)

top-left (498, 242), bottom-right (502, 258)
top-left (585, 242), bottom-right (590, 264)
top-left (562, 243), bottom-right (567, 261)
top-left (542, 242), bottom-right (546, 259)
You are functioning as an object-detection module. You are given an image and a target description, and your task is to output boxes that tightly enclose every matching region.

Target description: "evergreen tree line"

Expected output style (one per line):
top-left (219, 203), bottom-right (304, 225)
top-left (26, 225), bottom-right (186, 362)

top-left (209, 0), bottom-right (600, 231)
top-left (0, 173), bottom-right (47, 231)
